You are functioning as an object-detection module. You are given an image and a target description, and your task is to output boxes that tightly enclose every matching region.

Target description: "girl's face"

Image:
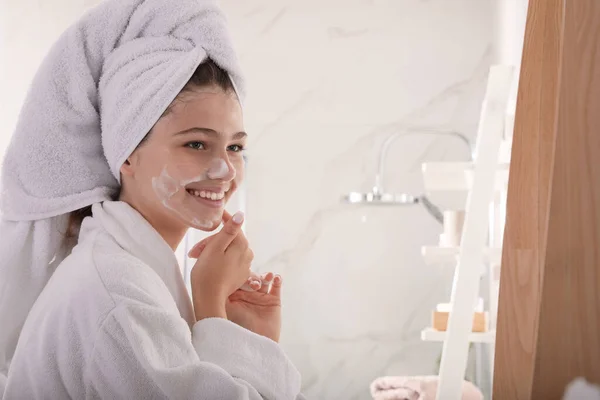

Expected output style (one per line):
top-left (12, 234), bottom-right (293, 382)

top-left (120, 85), bottom-right (246, 233)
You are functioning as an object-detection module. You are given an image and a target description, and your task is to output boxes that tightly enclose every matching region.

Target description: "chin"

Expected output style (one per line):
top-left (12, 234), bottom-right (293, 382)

top-left (179, 183), bottom-right (238, 231)
top-left (185, 209), bottom-right (224, 232)
top-left (198, 219), bottom-right (222, 232)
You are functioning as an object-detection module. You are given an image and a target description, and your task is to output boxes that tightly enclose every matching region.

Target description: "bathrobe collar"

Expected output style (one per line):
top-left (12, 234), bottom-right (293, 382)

top-left (86, 201), bottom-right (195, 327)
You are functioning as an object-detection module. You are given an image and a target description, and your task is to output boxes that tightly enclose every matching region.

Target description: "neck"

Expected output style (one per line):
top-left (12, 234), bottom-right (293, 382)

top-left (153, 222), bottom-right (188, 251)
top-left (118, 195), bottom-right (187, 251)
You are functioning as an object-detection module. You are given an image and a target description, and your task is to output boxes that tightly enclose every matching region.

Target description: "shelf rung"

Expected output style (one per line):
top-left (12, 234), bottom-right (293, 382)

top-left (421, 246), bottom-right (502, 265)
top-left (420, 328), bottom-right (496, 344)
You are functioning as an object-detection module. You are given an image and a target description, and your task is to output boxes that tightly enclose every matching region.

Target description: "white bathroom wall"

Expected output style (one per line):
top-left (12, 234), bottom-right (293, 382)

top-left (219, 1), bottom-right (494, 398)
top-left (0, 0), bottom-right (495, 398)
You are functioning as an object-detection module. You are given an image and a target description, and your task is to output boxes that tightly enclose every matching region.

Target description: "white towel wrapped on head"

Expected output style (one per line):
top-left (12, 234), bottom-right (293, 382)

top-left (2, 0), bottom-right (245, 221)
top-left (0, 0), bottom-right (245, 390)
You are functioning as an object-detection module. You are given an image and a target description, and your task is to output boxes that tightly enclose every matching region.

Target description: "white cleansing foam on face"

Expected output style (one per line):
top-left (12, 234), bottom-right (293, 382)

top-left (206, 158), bottom-right (230, 180)
top-left (152, 166), bottom-right (214, 230)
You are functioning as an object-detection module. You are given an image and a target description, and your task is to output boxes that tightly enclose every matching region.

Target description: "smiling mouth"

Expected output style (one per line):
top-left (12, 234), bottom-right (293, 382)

top-left (185, 188), bottom-right (229, 208)
top-left (186, 189), bottom-right (225, 201)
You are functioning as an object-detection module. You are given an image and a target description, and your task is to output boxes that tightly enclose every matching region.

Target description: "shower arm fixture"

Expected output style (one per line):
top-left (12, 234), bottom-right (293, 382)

top-left (375, 130), bottom-right (474, 224)
top-left (342, 129), bottom-right (474, 225)
top-left (374, 130), bottom-right (474, 196)
top-left (373, 130), bottom-right (475, 224)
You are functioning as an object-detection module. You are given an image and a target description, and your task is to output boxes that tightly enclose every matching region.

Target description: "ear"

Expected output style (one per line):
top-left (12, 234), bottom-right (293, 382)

top-left (119, 152), bottom-right (140, 178)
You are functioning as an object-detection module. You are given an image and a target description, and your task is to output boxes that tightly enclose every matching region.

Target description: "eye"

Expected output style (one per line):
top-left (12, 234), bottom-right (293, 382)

top-left (186, 141), bottom-right (205, 150)
top-left (228, 144), bottom-right (245, 153)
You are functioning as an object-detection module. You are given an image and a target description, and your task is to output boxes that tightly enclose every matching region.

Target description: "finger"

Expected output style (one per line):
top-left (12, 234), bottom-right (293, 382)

top-left (243, 248), bottom-right (254, 265)
top-left (188, 236), bottom-right (213, 258)
top-left (249, 270), bottom-right (261, 281)
top-left (188, 242), bottom-right (207, 259)
top-left (239, 271), bottom-right (261, 291)
top-left (223, 210), bottom-right (249, 249)
top-left (249, 278), bottom-right (261, 290)
top-left (270, 274), bottom-right (283, 297)
top-left (242, 278), bottom-right (262, 291)
top-left (207, 211), bottom-right (244, 252)
top-left (225, 232), bottom-right (249, 257)
top-left (258, 272), bottom-right (274, 294)
top-left (189, 211), bottom-right (234, 258)
top-left (237, 268), bottom-right (252, 293)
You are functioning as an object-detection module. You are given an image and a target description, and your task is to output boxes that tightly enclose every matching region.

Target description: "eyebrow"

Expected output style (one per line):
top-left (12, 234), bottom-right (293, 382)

top-left (174, 127), bottom-right (247, 140)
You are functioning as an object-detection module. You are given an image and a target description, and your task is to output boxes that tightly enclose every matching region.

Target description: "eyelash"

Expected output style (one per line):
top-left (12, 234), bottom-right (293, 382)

top-left (185, 141), bottom-right (245, 153)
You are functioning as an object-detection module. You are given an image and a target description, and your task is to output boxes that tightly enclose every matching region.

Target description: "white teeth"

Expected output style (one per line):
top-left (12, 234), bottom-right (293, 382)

top-left (189, 189), bottom-right (225, 200)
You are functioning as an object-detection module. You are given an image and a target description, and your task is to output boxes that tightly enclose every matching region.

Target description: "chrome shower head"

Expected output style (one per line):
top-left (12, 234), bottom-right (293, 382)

top-left (342, 190), bottom-right (418, 205)
top-left (341, 189), bottom-right (444, 224)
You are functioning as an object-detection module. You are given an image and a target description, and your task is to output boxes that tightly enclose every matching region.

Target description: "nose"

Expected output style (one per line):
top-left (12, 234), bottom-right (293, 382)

top-left (206, 157), bottom-right (236, 181)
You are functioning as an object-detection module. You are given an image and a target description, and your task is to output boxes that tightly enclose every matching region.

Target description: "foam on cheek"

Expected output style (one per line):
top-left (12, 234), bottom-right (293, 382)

top-left (152, 167), bottom-right (215, 230)
top-left (151, 168), bottom-right (179, 199)
top-left (180, 173), bottom-right (208, 187)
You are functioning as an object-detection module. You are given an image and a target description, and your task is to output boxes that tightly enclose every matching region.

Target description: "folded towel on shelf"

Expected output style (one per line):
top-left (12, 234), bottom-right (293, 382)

top-left (370, 375), bottom-right (483, 400)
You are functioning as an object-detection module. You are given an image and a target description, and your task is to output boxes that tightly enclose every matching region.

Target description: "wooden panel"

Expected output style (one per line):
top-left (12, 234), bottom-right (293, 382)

top-left (495, 0), bottom-right (600, 398)
top-left (531, 1), bottom-right (600, 398)
top-left (493, 0), bottom-right (563, 398)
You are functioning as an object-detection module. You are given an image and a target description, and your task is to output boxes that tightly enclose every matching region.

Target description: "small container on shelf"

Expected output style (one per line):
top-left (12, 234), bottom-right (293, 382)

top-left (431, 301), bottom-right (489, 333)
top-left (432, 310), bottom-right (489, 333)
top-left (440, 210), bottom-right (466, 247)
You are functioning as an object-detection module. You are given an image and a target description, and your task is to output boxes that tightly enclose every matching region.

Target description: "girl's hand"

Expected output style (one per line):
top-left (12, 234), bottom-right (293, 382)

top-left (189, 211), bottom-right (253, 321)
top-left (188, 211), bottom-right (262, 292)
top-left (226, 272), bottom-right (283, 343)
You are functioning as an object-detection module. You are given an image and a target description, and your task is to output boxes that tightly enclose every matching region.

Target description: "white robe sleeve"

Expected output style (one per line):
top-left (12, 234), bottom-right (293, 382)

top-left (86, 303), bottom-right (303, 400)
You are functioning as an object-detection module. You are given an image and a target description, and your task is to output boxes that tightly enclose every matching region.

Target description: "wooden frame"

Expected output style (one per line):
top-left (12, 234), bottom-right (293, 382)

top-left (494, 1), bottom-right (600, 398)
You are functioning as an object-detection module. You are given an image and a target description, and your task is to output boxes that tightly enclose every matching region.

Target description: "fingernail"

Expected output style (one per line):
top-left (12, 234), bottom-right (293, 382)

top-left (232, 211), bottom-right (244, 224)
top-left (274, 275), bottom-right (282, 284)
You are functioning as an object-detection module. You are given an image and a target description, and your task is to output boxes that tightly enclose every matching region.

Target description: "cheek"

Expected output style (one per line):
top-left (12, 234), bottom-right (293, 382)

top-left (150, 166), bottom-right (178, 201)
top-left (164, 152), bottom-right (210, 180)
top-left (232, 158), bottom-right (245, 183)
top-left (137, 156), bottom-right (168, 191)
top-left (147, 152), bottom-right (195, 198)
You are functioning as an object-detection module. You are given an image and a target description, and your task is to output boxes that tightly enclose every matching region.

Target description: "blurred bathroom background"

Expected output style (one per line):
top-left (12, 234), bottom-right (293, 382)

top-left (0, 1), bottom-right (528, 398)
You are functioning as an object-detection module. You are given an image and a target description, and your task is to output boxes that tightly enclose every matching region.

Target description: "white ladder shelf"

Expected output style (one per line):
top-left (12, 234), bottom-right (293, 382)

top-left (421, 65), bottom-right (514, 400)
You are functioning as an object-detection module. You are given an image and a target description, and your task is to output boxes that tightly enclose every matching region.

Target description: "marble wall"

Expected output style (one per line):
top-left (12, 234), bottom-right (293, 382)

top-left (219, 0), bottom-right (495, 398)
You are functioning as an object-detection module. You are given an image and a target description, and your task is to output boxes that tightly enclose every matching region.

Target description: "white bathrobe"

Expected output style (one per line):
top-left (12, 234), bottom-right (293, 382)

top-left (3, 201), bottom-right (303, 399)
